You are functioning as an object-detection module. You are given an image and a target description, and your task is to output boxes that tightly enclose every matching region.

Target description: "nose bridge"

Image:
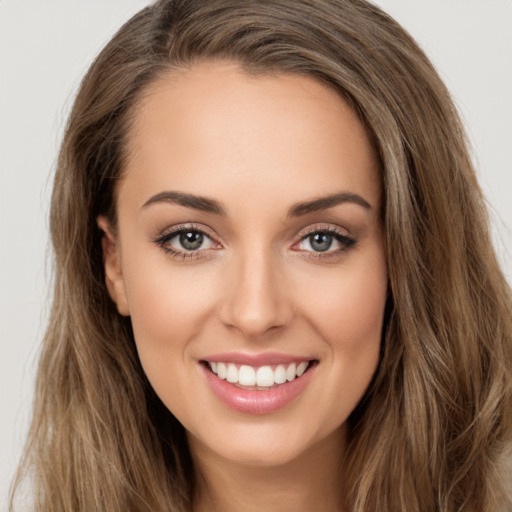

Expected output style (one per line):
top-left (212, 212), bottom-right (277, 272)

top-left (219, 242), bottom-right (291, 338)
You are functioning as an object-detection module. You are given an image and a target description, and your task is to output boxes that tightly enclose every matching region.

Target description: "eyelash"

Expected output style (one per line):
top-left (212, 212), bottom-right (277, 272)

top-left (153, 223), bottom-right (219, 261)
top-left (152, 223), bottom-right (356, 261)
top-left (292, 225), bottom-right (356, 260)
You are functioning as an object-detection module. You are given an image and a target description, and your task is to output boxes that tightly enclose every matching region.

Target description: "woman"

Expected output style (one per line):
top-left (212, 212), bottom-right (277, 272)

top-left (10, 1), bottom-right (512, 511)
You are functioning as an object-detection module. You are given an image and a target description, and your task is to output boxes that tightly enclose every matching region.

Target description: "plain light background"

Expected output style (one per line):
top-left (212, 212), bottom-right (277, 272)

top-left (1, 1), bottom-right (511, 508)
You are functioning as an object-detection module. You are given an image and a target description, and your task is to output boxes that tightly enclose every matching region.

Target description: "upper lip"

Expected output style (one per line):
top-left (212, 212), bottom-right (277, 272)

top-left (201, 351), bottom-right (315, 366)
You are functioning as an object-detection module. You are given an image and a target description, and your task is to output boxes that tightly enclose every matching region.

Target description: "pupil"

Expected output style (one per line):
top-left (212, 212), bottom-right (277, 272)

top-left (180, 231), bottom-right (203, 250)
top-left (310, 233), bottom-right (332, 252)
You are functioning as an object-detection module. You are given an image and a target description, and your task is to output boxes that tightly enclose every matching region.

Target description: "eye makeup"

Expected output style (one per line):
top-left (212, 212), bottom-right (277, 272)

top-left (291, 223), bottom-right (356, 260)
top-left (152, 221), bottom-right (357, 262)
top-left (152, 223), bottom-right (221, 261)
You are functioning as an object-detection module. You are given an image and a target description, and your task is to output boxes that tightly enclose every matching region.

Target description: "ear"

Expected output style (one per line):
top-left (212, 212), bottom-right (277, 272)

top-left (97, 216), bottom-right (130, 316)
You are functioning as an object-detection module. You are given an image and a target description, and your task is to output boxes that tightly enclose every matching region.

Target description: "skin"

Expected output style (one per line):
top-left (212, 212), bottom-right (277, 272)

top-left (99, 61), bottom-right (387, 512)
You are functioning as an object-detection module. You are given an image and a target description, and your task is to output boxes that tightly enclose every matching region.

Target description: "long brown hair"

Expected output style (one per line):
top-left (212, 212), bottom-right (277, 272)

top-left (11, 1), bottom-right (512, 511)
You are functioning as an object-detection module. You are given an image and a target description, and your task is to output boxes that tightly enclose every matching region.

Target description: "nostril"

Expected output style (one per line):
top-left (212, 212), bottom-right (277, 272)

top-left (216, 269), bottom-right (294, 337)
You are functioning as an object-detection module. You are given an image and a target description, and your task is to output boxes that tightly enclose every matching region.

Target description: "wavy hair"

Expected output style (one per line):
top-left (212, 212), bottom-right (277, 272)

top-left (11, 1), bottom-right (512, 511)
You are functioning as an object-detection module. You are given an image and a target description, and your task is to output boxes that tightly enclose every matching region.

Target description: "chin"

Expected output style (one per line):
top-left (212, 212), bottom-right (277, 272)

top-left (187, 418), bottom-right (345, 469)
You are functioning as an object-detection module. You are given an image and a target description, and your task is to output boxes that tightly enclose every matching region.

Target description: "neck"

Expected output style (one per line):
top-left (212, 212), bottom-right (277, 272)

top-left (190, 427), bottom-right (348, 512)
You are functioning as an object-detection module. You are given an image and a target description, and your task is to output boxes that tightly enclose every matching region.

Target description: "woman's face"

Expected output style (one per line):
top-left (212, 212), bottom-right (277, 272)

top-left (100, 62), bottom-right (387, 467)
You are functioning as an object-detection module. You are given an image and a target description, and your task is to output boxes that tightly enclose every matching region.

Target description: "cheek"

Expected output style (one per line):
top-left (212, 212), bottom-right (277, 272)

top-left (305, 264), bottom-right (387, 425)
top-left (303, 256), bottom-right (387, 350)
top-left (119, 246), bottom-right (220, 374)
top-left (127, 273), bottom-right (206, 344)
top-left (299, 248), bottom-right (387, 400)
top-left (120, 258), bottom-right (226, 424)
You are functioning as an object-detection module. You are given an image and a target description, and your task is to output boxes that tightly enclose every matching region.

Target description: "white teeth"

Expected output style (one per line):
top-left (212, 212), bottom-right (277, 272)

top-left (217, 362), bottom-right (227, 380)
top-left (226, 363), bottom-right (238, 383)
top-left (256, 366), bottom-right (274, 387)
top-left (286, 363), bottom-right (297, 382)
top-left (274, 365), bottom-right (287, 384)
top-left (239, 365), bottom-right (256, 386)
top-left (208, 360), bottom-right (311, 387)
top-left (296, 361), bottom-right (308, 377)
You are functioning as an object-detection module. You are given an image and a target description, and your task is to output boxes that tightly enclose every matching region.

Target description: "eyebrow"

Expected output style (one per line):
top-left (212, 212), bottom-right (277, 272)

top-left (141, 191), bottom-right (226, 215)
top-left (141, 190), bottom-right (371, 216)
top-left (286, 192), bottom-right (372, 216)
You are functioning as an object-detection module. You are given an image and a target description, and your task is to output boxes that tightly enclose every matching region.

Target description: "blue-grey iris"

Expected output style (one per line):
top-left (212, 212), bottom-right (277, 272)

top-left (310, 233), bottom-right (333, 252)
top-left (180, 231), bottom-right (203, 250)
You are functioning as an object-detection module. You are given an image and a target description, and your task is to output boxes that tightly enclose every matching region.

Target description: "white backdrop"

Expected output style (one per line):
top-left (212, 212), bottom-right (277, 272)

top-left (1, 1), bottom-right (511, 508)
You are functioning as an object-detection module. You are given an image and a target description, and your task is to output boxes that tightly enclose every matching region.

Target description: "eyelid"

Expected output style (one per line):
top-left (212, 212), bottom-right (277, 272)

top-left (296, 223), bottom-right (350, 239)
top-left (291, 222), bottom-right (356, 257)
top-left (152, 222), bottom-right (222, 260)
top-left (152, 221), bottom-right (355, 261)
top-left (154, 222), bottom-right (219, 241)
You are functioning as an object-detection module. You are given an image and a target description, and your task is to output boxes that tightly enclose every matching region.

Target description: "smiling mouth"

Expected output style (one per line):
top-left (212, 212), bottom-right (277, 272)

top-left (202, 360), bottom-right (318, 390)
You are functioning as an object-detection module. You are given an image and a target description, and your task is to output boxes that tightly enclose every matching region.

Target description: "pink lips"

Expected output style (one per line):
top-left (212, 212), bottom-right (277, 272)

top-left (203, 351), bottom-right (312, 366)
top-left (200, 352), bottom-right (315, 414)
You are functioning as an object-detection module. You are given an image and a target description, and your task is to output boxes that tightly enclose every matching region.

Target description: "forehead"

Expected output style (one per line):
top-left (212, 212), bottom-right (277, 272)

top-left (119, 61), bottom-right (381, 214)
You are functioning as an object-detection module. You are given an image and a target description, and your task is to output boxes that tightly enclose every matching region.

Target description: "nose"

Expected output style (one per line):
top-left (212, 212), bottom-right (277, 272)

top-left (217, 248), bottom-right (293, 339)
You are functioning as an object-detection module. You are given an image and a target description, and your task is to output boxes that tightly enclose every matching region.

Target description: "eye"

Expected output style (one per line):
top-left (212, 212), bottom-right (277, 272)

top-left (153, 224), bottom-right (220, 259)
top-left (175, 231), bottom-right (209, 251)
top-left (293, 227), bottom-right (356, 256)
top-left (304, 232), bottom-right (336, 252)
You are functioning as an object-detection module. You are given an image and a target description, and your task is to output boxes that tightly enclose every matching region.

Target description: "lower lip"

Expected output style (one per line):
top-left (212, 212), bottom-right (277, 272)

top-left (201, 363), bottom-right (315, 414)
